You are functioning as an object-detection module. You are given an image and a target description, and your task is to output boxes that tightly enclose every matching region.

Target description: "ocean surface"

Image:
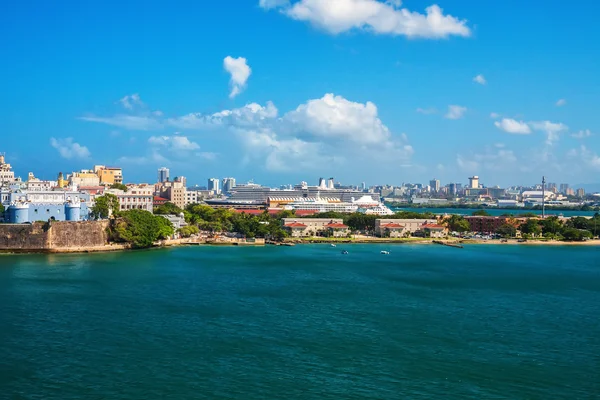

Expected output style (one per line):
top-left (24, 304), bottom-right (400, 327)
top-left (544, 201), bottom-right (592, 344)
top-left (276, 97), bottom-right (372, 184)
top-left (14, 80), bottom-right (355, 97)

top-left (1, 245), bottom-right (599, 399)
top-left (390, 207), bottom-right (599, 217)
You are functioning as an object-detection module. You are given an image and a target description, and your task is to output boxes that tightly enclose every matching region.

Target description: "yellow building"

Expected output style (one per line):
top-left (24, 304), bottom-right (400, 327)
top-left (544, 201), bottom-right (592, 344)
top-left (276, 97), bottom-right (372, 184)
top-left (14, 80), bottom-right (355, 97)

top-left (94, 165), bottom-right (123, 185)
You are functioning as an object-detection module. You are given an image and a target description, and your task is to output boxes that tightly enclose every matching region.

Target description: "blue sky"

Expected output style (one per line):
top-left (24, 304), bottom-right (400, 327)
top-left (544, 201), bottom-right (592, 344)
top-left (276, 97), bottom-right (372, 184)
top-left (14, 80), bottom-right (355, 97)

top-left (1, 0), bottom-right (599, 189)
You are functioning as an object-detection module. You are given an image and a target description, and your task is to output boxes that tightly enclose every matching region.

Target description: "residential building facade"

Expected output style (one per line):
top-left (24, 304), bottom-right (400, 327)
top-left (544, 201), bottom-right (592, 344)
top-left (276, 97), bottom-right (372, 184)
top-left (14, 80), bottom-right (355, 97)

top-left (282, 218), bottom-right (349, 238)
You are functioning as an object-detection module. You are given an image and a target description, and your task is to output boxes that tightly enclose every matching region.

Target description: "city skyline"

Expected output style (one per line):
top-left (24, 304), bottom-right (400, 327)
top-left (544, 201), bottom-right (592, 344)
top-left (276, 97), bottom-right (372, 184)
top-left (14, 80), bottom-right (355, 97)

top-left (1, 1), bottom-right (599, 187)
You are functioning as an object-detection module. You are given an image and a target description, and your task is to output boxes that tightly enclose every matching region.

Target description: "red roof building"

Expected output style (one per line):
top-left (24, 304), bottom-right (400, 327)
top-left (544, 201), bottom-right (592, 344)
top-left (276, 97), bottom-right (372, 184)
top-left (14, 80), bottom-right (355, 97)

top-left (325, 223), bottom-right (349, 229)
top-left (284, 222), bottom-right (308, 228)
top-left (153, 196), bottom-right (169, 206)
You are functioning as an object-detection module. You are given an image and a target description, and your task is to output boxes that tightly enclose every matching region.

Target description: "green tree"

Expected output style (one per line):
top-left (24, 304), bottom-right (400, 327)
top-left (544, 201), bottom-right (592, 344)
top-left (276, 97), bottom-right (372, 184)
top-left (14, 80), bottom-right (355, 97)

top-left (540, 216), bottom-right (563, 236)
top-left (346, 213), bottom-right (377, 233)
top-left (178, 225), bottom-right (200, 238)
top-left (562, 228), bottom-right (592, 242)
top-left (520, 219), bottom-right (542, 236)
top-left (565, 216), bottom-right (589, 230)
top-left (154, 202), bottom-right (183, 215)
top-left (113, 209), bottom-right (174, 248)
top-left (496, 223), bottom-right (516, 238)
top-left (90, 193), bottom-right (120, 219)
top-left (446, 215), bottom-right (470, 232)
top-left (0, 203), bottom-right (4, 214)
top-left (472, 210), bottom-right (490, 216)
top-left (110, 183), bottom-right (128, 191)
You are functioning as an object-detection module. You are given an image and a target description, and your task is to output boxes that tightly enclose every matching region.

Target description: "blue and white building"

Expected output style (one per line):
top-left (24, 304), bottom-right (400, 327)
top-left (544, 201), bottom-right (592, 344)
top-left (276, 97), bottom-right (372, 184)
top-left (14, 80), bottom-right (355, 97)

top-left (1, 187), bottom-right (91, 223)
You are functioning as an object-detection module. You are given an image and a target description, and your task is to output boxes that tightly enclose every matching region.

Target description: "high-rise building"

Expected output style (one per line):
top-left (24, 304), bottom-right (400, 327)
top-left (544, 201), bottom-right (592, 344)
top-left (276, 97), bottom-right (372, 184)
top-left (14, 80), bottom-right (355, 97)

top-left (429, 179), bottom-right (440, 192)
top-left (576, 188), bottom-right (585, 198)
top-left (469, 176), bottom-right (480, 189)
top-left (327, 177), bottom-right (334, 190)
top-left (158, 167), bottom-right (170, 183)
top-left (208, 178), bottom-right (220, 194)
top-left (222, 177), bottom-right (236, 194)
top-left (559, 183), bottom-right (570, 194)
top-left (566, 188), bottom-right (575, 196)
top-left (448, 183), bottom-right (458, 195)
top-left (361, 182), bottom-right (366, 191)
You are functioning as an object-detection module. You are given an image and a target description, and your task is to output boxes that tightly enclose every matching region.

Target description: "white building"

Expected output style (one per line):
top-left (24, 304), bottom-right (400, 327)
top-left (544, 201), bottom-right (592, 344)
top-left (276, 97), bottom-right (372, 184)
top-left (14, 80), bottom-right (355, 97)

top-left (208, 178), bottom-right (220, 194)
top-left (0, 154), bottom-right (16, 184)
top-left (106, 184), bottom-right (154, 212)
top-left (185, 190), bottom-right (199, 206)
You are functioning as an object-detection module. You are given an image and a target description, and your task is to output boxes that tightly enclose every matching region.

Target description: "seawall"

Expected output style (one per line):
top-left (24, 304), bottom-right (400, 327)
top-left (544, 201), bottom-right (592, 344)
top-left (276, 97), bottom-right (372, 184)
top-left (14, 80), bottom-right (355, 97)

top-left (0, 220), bottom-right (117, 253)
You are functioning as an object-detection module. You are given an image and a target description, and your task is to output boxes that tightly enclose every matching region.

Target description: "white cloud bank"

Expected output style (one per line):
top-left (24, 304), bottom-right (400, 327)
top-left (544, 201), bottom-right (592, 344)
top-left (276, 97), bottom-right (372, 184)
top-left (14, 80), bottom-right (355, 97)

top-left (494, 118), bottom-right (531, 134)
top-left (224, 56), bottom-right (251, 98)
top-left (259, 0), bottom-right (471, 39)
top-left (81, 92), bottom-right (413, 173)
top-left (50, 138), bottom-right (91, 160)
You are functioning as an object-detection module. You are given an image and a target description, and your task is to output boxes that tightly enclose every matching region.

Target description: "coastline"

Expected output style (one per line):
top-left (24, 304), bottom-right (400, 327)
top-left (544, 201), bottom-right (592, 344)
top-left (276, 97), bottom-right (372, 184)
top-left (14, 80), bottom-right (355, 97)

top-left (2, 237), bottom-right (599, 255)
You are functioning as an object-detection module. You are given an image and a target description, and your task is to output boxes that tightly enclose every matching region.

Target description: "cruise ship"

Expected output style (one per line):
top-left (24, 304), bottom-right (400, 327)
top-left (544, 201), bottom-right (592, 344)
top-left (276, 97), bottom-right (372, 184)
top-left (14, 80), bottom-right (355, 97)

top-left (280, 194), bottom-right (394, 215)
top-left (227, 180), bottom-right (376, 204)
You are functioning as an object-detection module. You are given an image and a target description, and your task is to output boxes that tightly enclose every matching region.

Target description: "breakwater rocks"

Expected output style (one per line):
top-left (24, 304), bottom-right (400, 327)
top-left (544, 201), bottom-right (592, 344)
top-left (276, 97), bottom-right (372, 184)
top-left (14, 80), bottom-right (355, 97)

top-left (0, 220), bottom-right (121, 253)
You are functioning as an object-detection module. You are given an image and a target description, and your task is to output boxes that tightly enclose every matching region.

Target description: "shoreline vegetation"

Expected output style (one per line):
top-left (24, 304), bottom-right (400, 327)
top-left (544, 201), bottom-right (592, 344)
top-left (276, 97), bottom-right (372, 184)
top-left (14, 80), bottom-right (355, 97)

top-left (2, 199), bottom-right (599, 254)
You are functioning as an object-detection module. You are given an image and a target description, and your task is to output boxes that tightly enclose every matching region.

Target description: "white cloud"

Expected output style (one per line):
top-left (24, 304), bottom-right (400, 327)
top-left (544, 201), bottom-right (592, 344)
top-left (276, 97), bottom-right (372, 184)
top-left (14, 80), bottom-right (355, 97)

top-left (50, 138), bottom-right (91, 160)
top-left (556, 98), bottom-right (566, 107)
top-left (490, 112), bottom-right (500, 119)
top-left (530, 120), bottom-right (568, 145)
top-left (494, 118), bottom-right (531, 134)
top-left (119, 93), bottom-right (144, 110)
top-left (283, 93), bottom-right (393, 145)
top-left (444, 105), bottom-right (467, 120)
top-left (224, 56), bottom-right (252, 98)
top-left (168, 101), bottom-right (278, 130)
top-left (81, 92), bottom-right (413, 174)
top-left (260, 0), bottom-right (471, 39)
top-left (259, 0), bottom-right (290, 8)
top-left (79, 115), bottom-right (162, 130)
top-left (473, 74), bottom-right (486, 85)
top-left (571, 129), bottom-right (592, 139)
top-left (148, 135), bottom-right (200, 151)
top-left (416, 107), bottom-right (437, 115)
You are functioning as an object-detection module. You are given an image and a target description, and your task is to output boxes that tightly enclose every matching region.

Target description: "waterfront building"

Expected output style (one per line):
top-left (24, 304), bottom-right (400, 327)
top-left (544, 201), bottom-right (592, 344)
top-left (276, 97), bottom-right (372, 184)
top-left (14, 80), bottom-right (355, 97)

top-left (429, 179), bottom-right (441, 192)
top-left (464, 216), bottom-right (509, 234)
top-left (222, 177), bottom-right (236, 194)
top-left (469, 176), bottom-right (480, 189)
top-left (69, 170), bottom-right (100, 188)
top-left (282, 218), bottom-right (349, 238)
top-left (106, 184), bottom-right (154, 212)
top-left (2, 188), bottom-right (91, 223)
top-left (0, 153), bottom-right (16, 185)
top-left (94, 165), bottom-right (123, 186)
top-left (158, 167), bottom-right (170, 183)
top-left (375, 219), bottom-right (441, 238)
top-left (576, 188), bottom-right (585, 198)
top-left (208, 178), bottom-right (220, 194)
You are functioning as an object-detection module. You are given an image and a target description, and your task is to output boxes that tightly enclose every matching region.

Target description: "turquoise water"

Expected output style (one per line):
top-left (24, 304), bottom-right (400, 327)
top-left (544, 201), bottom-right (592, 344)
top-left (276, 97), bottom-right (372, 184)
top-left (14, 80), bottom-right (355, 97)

top-left (1, 245), bottom-right (599, 399)
top-left (391, 207), bottom-right (599, 217)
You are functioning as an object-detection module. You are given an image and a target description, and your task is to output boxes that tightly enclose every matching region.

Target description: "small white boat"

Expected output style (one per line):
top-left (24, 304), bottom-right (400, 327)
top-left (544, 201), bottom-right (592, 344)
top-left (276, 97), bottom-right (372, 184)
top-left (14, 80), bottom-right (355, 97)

top-left (380, 250), bottom-right (390, 255)
top-left (330, 244), bottom-right (336, 247)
